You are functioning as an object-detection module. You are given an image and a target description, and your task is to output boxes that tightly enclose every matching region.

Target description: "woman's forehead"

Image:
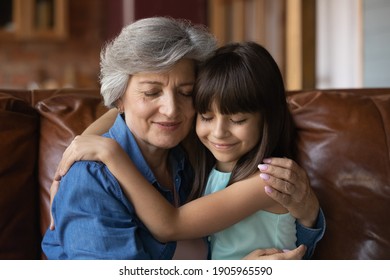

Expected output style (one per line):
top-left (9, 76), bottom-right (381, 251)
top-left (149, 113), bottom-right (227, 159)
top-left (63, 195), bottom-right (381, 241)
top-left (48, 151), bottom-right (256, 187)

top-left (131, 59), bottom-right (196, 85)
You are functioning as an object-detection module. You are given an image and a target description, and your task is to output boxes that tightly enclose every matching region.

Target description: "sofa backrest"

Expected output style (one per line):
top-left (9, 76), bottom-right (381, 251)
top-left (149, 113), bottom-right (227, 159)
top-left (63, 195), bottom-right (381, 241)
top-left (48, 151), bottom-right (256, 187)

top-left (0, 89), bottom-right (108, 259)
top-left (287, 89), bottom-right (390, 259)
top-left (0, 90), bottom-right (40, 259)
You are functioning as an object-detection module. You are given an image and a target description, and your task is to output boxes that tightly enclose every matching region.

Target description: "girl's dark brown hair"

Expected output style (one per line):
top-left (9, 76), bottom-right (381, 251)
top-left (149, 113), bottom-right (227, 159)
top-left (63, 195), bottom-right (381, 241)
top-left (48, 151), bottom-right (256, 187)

top-left (187, 42), bottom-right (296, 201)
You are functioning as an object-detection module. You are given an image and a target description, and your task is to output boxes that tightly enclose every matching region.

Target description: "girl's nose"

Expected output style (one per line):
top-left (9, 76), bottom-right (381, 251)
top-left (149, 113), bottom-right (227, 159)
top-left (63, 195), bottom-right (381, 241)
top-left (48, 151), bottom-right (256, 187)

top-left (212, 118), bottom-right (229, 138)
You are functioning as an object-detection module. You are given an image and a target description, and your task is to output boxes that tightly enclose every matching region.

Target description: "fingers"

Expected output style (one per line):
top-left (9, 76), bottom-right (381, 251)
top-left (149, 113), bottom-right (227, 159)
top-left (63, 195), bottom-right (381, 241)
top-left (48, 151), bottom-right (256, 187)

top-left (243, 245), bottom-right (306, 260)
top-left (264, 185), bottom-right (292, 207)
top-left (263, 157), bottom-right (297, 171)
top-left (259, 159), bottom-right (299, 186)
top-left (280, 244), bottom-right (306, 260)
top-left (57, 150), bottom-right (74, 178)
top-left (253, 248), bottom-right (281, 255)
top-left (242, 248), bottom-right (283, 260)
top-left (49, 180), bottom-right (60, 230)
top-left (56, 136), bottom-right (83, 178)
top-left (258, 157), bottom-right (308, 200)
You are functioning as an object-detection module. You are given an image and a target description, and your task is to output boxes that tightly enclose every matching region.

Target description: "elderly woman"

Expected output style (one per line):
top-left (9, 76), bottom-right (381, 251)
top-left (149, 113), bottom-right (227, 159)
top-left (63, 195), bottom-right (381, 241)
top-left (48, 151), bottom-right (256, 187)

top-left (42, 17), bottom-right (324, 260)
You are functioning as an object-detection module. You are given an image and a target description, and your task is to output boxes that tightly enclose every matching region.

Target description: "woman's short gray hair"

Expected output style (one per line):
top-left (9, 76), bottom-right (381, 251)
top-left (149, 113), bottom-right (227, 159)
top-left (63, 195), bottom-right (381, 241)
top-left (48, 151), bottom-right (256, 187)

top-left (100, 17), bottom-right (218, 108)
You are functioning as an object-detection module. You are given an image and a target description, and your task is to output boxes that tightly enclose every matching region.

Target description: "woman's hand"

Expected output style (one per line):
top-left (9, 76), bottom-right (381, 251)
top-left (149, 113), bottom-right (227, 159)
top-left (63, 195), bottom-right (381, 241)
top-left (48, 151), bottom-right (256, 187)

top-left (243, 244), bottom-right (306, 260)
top-left (49, 135), bottom-right (121, 229)
top-left (258, 158), bottom-right (319, 228)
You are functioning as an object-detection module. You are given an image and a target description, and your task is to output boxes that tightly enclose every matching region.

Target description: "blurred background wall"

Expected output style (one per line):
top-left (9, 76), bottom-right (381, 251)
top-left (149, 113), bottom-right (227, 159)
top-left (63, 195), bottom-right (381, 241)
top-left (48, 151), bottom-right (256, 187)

top-left (0, 0), bottom-right (389, 90)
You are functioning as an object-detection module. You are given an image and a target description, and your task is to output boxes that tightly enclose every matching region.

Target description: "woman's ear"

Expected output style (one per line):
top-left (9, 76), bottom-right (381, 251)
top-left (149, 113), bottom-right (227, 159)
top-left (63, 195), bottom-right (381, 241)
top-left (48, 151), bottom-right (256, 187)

top-left (116, 99), bottom-right (124, 114)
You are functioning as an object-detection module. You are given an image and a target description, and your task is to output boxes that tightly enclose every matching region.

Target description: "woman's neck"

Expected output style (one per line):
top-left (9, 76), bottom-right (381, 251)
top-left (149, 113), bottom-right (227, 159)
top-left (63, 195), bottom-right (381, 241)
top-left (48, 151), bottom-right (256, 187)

top-left (138, 144), bottom-right (173, 191)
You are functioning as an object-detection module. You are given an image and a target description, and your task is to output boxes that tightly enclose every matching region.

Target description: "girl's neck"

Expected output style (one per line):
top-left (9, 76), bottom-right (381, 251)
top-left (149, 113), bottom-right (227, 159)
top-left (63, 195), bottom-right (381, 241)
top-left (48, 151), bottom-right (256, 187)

top-left (215, 161), bottom-right (236, 173)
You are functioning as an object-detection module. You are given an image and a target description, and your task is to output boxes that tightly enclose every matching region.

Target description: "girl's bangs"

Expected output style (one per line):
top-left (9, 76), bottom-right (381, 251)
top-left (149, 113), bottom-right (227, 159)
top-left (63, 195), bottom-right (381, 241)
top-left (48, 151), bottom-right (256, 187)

top-left (195, 58), bottom-right (259, 114)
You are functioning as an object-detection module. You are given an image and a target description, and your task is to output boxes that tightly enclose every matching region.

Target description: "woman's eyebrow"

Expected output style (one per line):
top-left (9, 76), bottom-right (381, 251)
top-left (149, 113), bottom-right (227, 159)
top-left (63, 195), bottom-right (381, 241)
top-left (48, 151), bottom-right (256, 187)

top-left (138, 80), bottom-right (163, 85)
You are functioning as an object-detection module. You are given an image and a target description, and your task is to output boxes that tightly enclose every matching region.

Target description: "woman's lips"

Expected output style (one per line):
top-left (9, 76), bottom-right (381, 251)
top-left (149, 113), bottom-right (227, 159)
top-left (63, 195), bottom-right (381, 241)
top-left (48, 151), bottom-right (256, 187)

top-left (154, 121), bottom-right (181, 131)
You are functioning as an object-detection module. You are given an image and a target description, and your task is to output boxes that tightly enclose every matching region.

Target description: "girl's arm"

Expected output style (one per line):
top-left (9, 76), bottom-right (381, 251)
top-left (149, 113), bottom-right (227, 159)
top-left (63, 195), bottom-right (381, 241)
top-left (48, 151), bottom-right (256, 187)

top-left (101, 141), bottom-right (285, 242)
top-left (53, 108), bottom-right (118, 181)
top-left (82, 108), bottom-right (118, 135)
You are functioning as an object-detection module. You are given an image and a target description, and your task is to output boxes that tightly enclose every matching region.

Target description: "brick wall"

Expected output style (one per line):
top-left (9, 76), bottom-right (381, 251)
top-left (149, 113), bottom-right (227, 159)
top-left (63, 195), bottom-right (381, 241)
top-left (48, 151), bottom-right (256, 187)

top-left (0, 0), bottom-right (104, 89)
top-left (0, 0), bottom-right (209, 90)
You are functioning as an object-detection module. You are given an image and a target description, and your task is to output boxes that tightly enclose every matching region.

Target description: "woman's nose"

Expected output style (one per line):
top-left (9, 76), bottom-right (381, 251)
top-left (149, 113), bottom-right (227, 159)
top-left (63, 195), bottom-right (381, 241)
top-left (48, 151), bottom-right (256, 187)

top-left (160, 92), bottom-right (178, 117)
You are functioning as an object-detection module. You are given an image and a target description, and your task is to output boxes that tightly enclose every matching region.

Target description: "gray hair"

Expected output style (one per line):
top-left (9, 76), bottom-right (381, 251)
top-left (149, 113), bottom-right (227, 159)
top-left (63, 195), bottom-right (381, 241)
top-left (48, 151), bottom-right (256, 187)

top-left (100, 17), bottom-right (218, 108)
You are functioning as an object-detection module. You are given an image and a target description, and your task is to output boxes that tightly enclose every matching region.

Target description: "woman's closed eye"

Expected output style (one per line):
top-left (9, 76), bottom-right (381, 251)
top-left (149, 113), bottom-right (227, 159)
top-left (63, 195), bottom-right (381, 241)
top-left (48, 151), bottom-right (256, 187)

top-left (142, 90), bottom-right (161, 97)
top-left (178, 90), bottom-right (193, 97)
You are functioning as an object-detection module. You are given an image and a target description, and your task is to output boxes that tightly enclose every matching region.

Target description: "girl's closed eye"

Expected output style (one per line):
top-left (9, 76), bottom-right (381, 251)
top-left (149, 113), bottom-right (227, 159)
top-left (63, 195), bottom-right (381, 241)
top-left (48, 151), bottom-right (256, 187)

top-left (199, 113), bottom-right (213, 122)
top-left (230, 118), bottom-right (247, 125)
top-left (230, 113), bottom-right (248, 125)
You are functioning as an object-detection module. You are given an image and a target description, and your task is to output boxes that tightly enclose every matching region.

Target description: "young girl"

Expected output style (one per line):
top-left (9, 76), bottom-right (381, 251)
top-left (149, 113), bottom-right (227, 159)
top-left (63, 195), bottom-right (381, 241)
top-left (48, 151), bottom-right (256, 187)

top-left (55, 42), bottom-right (299, 259)
top-left (186, 41), bottom-right (297, 259)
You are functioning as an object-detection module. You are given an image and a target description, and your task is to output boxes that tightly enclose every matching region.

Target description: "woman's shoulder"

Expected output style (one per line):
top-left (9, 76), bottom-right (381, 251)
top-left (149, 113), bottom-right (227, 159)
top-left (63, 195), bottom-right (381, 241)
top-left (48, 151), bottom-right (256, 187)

top-left (61, 160), bottom-right (123, 197)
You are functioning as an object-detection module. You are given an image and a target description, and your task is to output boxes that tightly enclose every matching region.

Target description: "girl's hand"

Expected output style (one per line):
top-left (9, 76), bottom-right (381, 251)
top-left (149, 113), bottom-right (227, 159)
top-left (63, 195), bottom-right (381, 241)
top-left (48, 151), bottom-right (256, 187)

top-left (54, 135), bottom-right (118, 180)
top-left (49, 135), bottom-right (121, 230)
top-left (258, 158), bottom-right (320, 228)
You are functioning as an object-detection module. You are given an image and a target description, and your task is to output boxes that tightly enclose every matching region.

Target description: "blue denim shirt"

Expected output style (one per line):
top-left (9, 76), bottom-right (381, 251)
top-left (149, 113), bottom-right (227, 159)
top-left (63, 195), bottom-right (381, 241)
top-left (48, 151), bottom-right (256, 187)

top-left (42, 115), bottom-right (325, 259)
top-left (42, 115), bottom-right (193, 259)
top-left (297, 208), bottom-right (326, 259)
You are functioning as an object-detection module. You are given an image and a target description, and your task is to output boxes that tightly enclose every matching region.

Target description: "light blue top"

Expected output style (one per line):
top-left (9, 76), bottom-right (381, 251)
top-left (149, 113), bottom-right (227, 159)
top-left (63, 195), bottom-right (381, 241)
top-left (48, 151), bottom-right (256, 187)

top-left (204, 168), bottom-right (297, 260)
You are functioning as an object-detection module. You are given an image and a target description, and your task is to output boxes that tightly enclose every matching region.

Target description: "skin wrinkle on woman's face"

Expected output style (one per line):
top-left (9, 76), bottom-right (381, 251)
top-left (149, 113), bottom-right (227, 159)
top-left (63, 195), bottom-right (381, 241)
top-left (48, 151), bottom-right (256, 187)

top-left (121, 59), bottom-right (196, 155)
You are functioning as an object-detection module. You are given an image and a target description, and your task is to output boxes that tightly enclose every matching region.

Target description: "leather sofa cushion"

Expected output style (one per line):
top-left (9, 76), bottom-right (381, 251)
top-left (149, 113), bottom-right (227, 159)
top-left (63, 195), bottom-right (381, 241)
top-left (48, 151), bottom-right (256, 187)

top-left (288, 89), bottom-right (390, 259)
top-left (0, 92), bottom-right (41, 259)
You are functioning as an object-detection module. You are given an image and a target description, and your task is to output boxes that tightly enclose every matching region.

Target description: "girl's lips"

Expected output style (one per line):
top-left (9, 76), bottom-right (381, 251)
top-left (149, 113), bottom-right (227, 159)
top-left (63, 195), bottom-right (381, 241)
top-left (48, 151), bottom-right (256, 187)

top-left (209, 141), bottom-right (235, 150)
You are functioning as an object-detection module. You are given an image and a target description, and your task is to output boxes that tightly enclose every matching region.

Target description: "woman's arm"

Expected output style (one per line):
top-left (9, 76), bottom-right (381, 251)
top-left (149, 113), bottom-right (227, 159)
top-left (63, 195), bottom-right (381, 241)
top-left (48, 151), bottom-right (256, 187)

top-left (54, 135), bottom-right (284, 242)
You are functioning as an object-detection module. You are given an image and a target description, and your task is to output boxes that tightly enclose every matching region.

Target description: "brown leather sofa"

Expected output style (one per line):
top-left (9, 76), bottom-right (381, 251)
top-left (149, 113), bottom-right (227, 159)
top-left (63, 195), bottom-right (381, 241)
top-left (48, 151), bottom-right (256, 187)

top-left (0, 88), bottom-right (389, 259)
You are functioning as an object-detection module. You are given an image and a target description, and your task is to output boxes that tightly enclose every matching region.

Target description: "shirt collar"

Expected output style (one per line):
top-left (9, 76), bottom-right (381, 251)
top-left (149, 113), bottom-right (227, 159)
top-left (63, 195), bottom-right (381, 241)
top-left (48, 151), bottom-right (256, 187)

top-left (105, 114), bottom-right (187, 185)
